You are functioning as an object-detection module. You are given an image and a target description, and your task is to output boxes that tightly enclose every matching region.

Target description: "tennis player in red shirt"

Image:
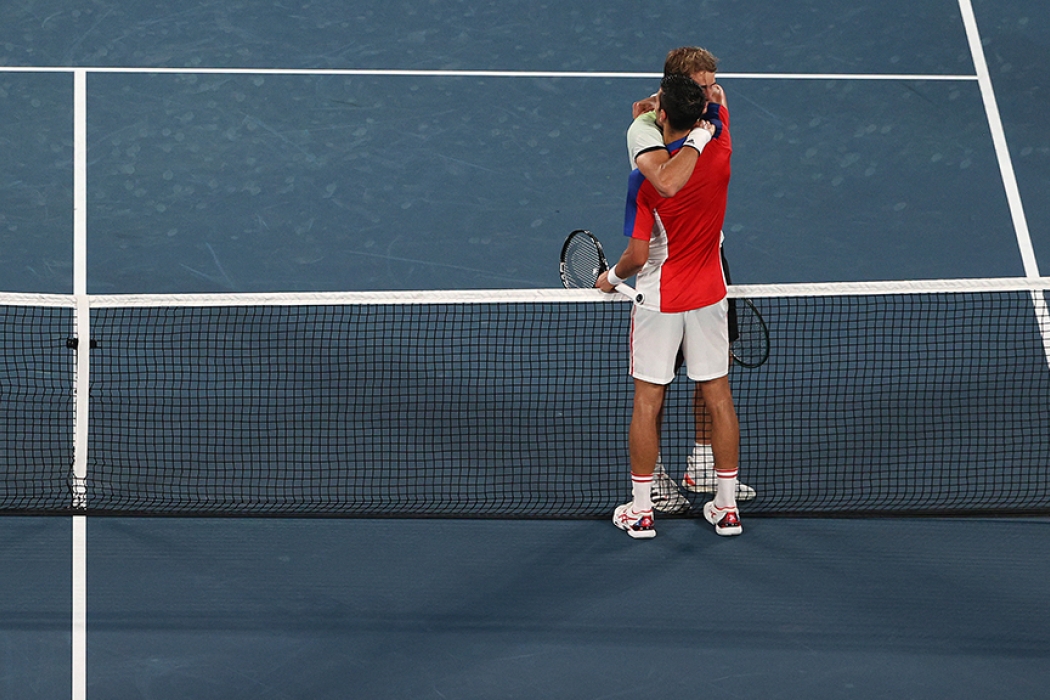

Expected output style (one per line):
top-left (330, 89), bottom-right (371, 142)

top-left (598, 74), bottom-right (742, 539)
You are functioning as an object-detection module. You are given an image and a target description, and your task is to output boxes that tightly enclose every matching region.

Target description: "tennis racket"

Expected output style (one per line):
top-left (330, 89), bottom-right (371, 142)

top-left (729, 297), bottom-right (770, 368)
top-left (559, 229), bottom-right (643, 303)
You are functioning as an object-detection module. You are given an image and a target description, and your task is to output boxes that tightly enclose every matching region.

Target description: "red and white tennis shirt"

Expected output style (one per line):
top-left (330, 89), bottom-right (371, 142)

top-left (623, 104), bottom-right (732, 313)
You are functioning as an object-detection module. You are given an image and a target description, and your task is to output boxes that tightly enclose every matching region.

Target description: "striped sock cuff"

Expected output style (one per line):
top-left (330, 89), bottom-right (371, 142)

top-left (631, 473), bottom-right (654, 512)
top-left (716, 468), bottom-right (739, 480)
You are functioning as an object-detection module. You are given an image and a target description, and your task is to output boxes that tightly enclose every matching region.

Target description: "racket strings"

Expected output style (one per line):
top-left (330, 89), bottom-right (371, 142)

top-left (562, 238), bottom-right (607, 289)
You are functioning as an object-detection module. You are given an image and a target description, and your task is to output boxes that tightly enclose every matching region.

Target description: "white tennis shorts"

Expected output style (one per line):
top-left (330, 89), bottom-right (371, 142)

top-left (630, 299), bottom-right (729, 384)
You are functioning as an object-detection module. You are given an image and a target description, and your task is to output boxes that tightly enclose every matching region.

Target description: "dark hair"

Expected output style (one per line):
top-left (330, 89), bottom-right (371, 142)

top-left (658, 74), bottom-right (707, 131)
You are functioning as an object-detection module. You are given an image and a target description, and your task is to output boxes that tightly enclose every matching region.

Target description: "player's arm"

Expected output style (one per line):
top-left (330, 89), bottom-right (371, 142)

top-left (629, 110), bottom-right (697, 198)
top-left (635, 147), bottom-right (696, 199)
top-left (597, 237), bottom-right (650, 292)
top-left (635, 122), bottom-right (714, 198)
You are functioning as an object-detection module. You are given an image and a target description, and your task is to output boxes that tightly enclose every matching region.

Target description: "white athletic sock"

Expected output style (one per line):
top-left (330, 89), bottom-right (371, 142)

top-left (632, 473), bottom-right (654, 512)
top-left (714, 468), bottom-right (738, 509)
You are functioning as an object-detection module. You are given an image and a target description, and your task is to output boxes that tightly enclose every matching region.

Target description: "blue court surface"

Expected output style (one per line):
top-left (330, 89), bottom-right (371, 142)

top-left (1, 0), bottom-right (1049, 697)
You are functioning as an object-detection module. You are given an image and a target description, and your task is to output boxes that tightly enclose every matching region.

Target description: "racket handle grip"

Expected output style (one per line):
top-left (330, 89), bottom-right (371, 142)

top-left (614, 283), bottom-right (644, 305)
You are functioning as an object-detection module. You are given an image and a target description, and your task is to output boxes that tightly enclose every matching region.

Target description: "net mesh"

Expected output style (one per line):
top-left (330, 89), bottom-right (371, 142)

top-left (0, 303), bottom-right (74, 511)
top-left (87, 301), bottom-right (624, 516)
top-left (733, 288), bottom-right (1050, 514)
top-left (1, 283), bottom-right (1048, 517)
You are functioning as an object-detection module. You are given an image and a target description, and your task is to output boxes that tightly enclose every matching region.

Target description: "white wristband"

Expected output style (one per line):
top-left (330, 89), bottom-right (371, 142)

top-left (683, 127), bottom-right (712, 153)
top-left (606, 266), bottom-right (625, 286)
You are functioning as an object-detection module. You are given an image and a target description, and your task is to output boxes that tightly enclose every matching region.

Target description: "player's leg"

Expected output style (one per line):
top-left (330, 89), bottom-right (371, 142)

top-left (697, 375), bottom-right (743, 535)
top-left (690, 244), bottom-right (730, 473)
top-left (683, 381), bottom-right (756, 500)
top-left (650, 366), bottom-right (689, 514)
top-left (698, 376), bottom-right (739, 498)
top-left (687, 385), bottom-right (714, 477)
top-left (681, 299), bottom-right (744, 536)
top-left (629, 378), bottom-right (667, 497)
top-left (613, 379), bottom-right (665, 538)
top-left (614, 308), bottom-right (681, 538)
top-left (651, 420), bottom-right (690, 513)
top-left (683, 271), bottom-right (754, 498)
top-left (682, 247), bottom-right (754, 499)
top-left (651, 345), bottom-right (690, 514)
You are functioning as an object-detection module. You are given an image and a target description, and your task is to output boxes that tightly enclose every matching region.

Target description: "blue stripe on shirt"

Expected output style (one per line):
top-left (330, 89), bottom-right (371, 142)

top-left (624, 168), bottom-right (647, 237)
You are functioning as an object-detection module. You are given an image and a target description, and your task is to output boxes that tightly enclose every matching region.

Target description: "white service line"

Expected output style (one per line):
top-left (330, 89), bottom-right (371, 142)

top-left (720, 72), bottom-right (976, 81)
top-left (1, 65), bottom-right (977, 81)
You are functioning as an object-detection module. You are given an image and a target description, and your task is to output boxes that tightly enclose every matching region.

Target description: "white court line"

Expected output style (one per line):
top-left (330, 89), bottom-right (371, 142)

top-left (957, 0), bottom-right (1049, 367)
top-left (0, 65), bottom-right (976, 80)
top-left (71, 67), bottom-right (88, 700)
top-left (958, 0), bottom-right (1039, 278)
top-left (72, 516), bottom-right (87, 700)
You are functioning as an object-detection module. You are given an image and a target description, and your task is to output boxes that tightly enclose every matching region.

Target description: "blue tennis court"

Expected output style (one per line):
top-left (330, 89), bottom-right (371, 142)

top-left (1, 0), bottom-right (1048, 697)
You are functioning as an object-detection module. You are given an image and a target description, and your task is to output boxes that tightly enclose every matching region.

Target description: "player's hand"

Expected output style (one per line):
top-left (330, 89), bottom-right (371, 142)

top-left (595, 271), bottom-right (615, 293)
top-left (632, 95), bottom-right (659, 118)
top-left (707, 84), bottom-right (725, 105)
top-left (697, 120), bottom-right (715, 136)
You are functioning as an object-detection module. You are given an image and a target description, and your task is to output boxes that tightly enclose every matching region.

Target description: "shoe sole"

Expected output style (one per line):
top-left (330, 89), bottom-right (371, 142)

top-left (713, 523), bottom-right (742, 536)
top-left (624, 528), bottom-right (656, 539)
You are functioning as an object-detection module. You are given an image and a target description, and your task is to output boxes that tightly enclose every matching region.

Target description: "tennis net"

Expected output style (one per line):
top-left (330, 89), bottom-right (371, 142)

top-left (1, 279), bottom-right (1048, 517)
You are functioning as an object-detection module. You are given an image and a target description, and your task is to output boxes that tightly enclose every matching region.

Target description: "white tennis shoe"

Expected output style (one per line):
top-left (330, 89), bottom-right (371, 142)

top-left (612, 503), bottom-right (656, 539)
top-left (703, 501), bottom-right (743, 536)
